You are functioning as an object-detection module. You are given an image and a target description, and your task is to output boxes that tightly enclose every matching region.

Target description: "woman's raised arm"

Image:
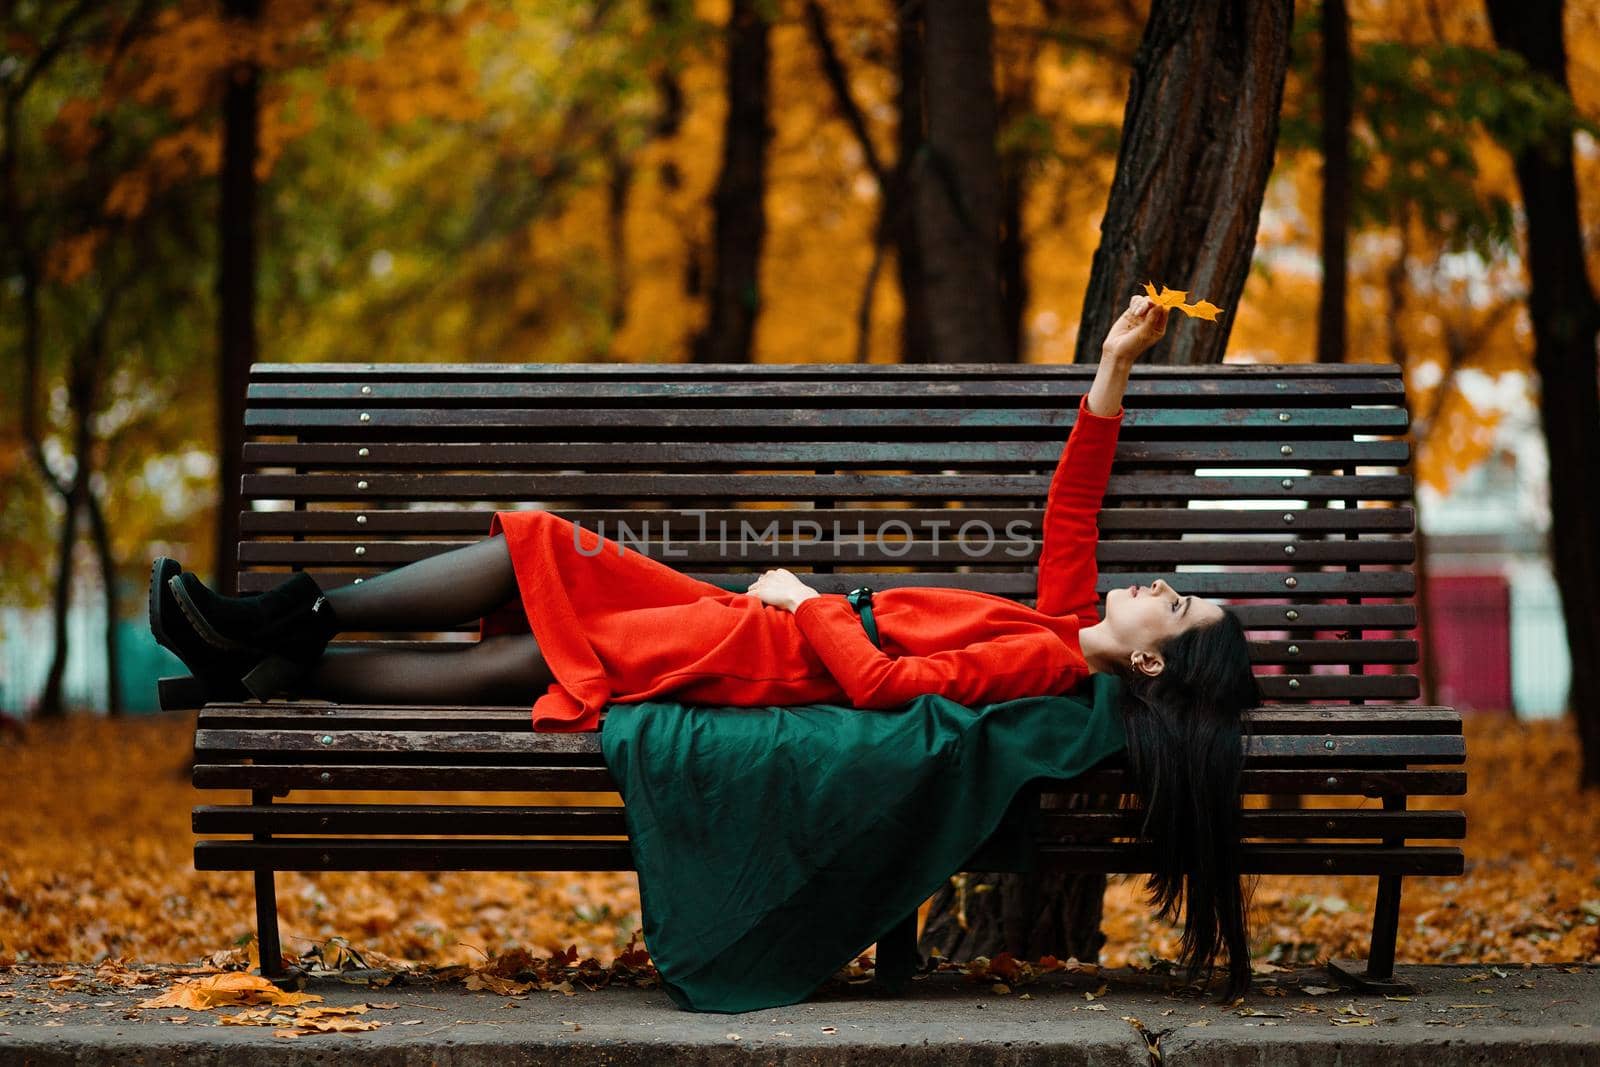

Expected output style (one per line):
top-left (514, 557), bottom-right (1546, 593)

top-left (1088, 294), bottom-right (1168, 416)
top-left (1034, 295), bottom-right (1170, 618)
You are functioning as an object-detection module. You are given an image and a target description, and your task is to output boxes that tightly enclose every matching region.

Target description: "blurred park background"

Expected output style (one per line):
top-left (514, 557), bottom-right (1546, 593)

top-left (2, 0), bottom-right (1598, 971)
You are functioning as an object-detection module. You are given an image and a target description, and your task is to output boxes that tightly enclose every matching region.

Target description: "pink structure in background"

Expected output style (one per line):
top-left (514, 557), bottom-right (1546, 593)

top-left (1358, 573), bottom-right (1512, 714)
top-left (1250, 568), bottom-right (1513, 716)
top-left (1419, 573), bottom-right (1512, 715)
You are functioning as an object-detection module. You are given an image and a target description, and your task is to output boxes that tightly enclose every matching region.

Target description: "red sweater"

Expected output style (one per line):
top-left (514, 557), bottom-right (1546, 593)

top-left (481, 393), bottom-right (1124, 731)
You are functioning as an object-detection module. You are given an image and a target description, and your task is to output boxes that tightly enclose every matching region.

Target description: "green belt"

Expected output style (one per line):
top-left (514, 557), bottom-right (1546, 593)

top-left (846, 585), bottom-right (880, 648)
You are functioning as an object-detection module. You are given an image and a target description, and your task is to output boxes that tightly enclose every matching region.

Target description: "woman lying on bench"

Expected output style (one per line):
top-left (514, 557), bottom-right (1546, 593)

top-left (150, 292), bottom-right (1261, 1002)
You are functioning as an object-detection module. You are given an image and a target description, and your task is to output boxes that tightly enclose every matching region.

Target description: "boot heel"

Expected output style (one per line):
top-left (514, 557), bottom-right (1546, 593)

top-left (158, 675), bottom-right (211, 710)
top-left (241, 654), bottom-right (302, 701)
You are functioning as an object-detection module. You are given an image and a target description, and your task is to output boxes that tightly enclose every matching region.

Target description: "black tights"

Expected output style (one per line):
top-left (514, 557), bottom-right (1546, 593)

top-left (303, 533), bottom-right (555, 705)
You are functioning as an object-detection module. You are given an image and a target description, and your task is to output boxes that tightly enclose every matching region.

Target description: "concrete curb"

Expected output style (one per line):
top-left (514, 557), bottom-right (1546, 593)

top-left (0, 963), bottom-right (1595, 1065)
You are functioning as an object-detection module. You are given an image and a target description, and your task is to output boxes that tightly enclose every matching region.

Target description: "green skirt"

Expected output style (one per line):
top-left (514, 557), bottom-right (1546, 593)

top-left (598, 671), bottom-right (1128, 1014)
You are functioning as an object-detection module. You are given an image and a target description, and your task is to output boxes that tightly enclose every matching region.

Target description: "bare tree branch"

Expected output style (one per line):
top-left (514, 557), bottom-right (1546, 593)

top-left (802, 0), bottom-right (888, 187)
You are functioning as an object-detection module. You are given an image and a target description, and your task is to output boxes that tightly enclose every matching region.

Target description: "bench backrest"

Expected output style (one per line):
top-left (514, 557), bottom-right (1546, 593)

top-left (237, 361), bottom-right (1418, 706)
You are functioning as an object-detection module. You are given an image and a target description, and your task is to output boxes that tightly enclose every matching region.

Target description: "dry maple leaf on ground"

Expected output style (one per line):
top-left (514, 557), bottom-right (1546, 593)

top-left (275, 1016), bottom-right (384, 1037)
top-left (222, 1002), bottom-right (391, 1036)
top-left (136, 972), bottom-right (322, 1011)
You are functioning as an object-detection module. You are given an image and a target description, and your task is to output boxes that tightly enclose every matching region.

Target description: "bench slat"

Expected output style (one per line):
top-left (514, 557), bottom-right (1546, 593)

top-left (194, 704), bottom-right (1462, 733)
top-left (245, 439), bottom-right (1411, 468)
top-left (194, 804), bottom-right (628, 834)
top-left (229, 586), bottom-right (1419, 634)
top-left (193, 728), bottom-right (1462, 763)
top-left (1033, 844), bottom-right (1463, 877)
top-left (238, 506), bottom-right (1416, 536)
top-left (241, 539), bottom-right (1414, 573)
top-left (1197, 603), bottom-right (1417, 629)
top-left (191, 804), bottom-right (1464, 840)
top-left (237, 539), bottom-right (1417, 568)
top-left (192, 763), bottom-right (1467, 796)
top-left (251, 362), bottom-right (1404, 379)
top-left (248, 378), bottom-right (1407, 404)
top-left (236, 570), bottom-right (1416, 598)
top-left (192, 838), bottom-right (1463, 877)
top-left (1248, 640), bottom-right (1416, 664)
top-left (245, 407), bottom-right (1410, 435)
top-left (1257, 676), bottom-right (1419, 700)
top-left (270, 636), bottom-right (1418, 666)
top-left (240, 472), bottom-right (1415, 502)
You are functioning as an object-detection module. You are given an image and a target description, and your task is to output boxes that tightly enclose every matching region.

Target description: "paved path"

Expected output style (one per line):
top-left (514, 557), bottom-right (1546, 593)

top-left (1, 961), bottom-right (1596, 1065)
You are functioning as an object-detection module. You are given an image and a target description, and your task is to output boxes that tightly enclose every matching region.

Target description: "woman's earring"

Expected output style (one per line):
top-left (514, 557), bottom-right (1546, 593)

top-left (1131, 650), bottom-right (1162, 677)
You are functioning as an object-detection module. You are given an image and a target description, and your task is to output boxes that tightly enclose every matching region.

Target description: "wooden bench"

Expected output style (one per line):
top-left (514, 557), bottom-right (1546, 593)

top-left (174, 361), bottom-right (1466, 996)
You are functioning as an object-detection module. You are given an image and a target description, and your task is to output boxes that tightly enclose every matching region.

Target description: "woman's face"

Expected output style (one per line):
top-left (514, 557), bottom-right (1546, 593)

top-left (1102, 578), bottom-right (1227, 676)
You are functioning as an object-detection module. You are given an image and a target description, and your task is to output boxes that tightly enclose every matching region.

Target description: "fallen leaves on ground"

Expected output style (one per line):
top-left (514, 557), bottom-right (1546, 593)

top-left (136, 971), bottom-right (322, 1010)
top-left (448, 930), bottom-right (659, 996)
top-left (0, 712), bottom-right (1596, 981)
top-left (222, 1002), bottom-right (389, 1038)
top-left (964, 951), bottom-right (1098, 987)
top-left (0, 713), bottom-right (639, 968)
top-left (34, 958), bottom-right (169, 992)
top-left (1100, 714), bottom-right (1600, 970)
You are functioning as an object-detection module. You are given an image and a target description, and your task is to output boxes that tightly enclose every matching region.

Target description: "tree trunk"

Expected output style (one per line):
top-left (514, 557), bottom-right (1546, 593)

top-left (1316, 0), bottom-right (1350, 364)
top-left (215, 0), bottom-right (261, 595)
top-left (648, 0), bottom-right (687, 144)
top-left (38, 486), bottom-right (82, 719)
top-left (691, 0), bottom-right (771, 364)
top-left (40, 329), bottom-right (108, 718)
top-left (894, 0), bottom-right (932, 364)
top-left (1384, 212), bottom-right (1440, 710)
top-left (998, 157), bottom-right (1028, 363)
top-left (85, 490), bottom-right (123, 716)
top-left (603, 129), bottom-right (633, 337)
top-left (912, 0), bottom-right (1004, 364)
top-left (11, 258), bottom-right (78, 720)
top-left (1072, 0), bottom-right (1295, 366)
top-left (920, 866), bottom-right (1110, 963)
top-left (802, 0), bottom-right (894, 364)
top-left (7, 43), bottom-right (75, 719)
top-left (922, 0), bottom-right (1296, 966)
top-left (996, 34), bottom-right (1042, 363)
top-left (1485, 0), bottom-right (1600, 787)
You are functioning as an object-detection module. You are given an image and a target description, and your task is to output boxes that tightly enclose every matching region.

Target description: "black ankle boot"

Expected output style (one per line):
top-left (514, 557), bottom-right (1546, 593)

top-left (167, 570), bottom-right (343, 700)
top-left (147, 557), bottom-right (253, 703)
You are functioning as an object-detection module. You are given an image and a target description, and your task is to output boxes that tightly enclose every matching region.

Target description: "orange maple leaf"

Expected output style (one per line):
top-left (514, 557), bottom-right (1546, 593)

top-left (1143, 281), bottom-right (1224, 321)
top-left (136, 972), bottom-right (322, 1011)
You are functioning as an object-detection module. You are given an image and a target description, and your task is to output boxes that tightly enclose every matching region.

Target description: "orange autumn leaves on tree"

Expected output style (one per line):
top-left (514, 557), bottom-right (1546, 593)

top-left (1142, 281), bottom-right (1224, 321)
top-left (39, 1), bottom-right (493, 282)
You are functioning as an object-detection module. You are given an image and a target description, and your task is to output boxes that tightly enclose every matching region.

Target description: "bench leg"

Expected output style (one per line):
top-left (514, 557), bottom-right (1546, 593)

top-left (250, 790), bottom-right (306, 990)
top-left (254, 869), bottom-right (289, 979)
top-left (1366, 871), bottom-right (1402, 981)
top-left (874, 911), bottom-right (922, 993)
top-left (253, 873), bottom-right (307, 990)
top-left (1326, 795), bottom-right (1415, 995)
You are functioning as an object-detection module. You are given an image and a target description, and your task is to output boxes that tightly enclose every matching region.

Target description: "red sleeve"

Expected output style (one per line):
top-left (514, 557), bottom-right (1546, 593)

top-left (1033, 392), bottom-right (1124, 620)
top-left (791, 595), bottom-right (1064, 710)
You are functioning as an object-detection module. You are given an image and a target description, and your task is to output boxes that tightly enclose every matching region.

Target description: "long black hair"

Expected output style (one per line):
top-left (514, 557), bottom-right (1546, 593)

top-left (1110, 605), bottom-right (1262, 1004)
